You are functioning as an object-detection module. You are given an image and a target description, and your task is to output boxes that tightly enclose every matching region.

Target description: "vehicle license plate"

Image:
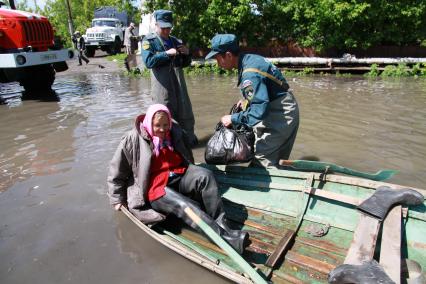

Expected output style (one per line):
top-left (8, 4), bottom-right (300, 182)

top-left (41, 53), bottom-right (57, 61)
top-left (91, 42), bottom-right (99, 45)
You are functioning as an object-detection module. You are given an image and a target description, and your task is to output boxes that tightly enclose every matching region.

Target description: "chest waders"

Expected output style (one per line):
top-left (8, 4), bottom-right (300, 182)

top-left (150, 36), bottom-right (196, 145)
top-left (242, 68), bottom-right (299, 167)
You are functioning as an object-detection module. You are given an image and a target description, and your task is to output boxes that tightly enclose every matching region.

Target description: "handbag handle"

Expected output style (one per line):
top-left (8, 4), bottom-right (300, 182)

top-left (215, 122), bottom-right (225, 131)
top-left (215, 103), bottom-right (239, 130)
top-left (229, 103), bottom-right (242, 115)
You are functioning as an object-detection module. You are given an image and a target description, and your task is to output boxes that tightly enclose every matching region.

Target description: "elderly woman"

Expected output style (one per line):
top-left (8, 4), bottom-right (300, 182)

top-left (107, 104), bottom-right (248, 254)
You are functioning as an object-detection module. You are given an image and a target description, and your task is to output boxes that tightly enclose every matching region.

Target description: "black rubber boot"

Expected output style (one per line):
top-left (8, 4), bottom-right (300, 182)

top-left (151, 187), bottom-right (249, 254)
top-left (194, 211), bottom-right (249, 255)
top-left (358, 186), bottom-right (424, 220)
top-left (197, 211), bottom-right (249, 254)
top-left (215, 212), bottom-right (242, 237)
top-left (328, 260), bottom-right (395, 284)
top-left (221, 229), bottom-right (249, 255)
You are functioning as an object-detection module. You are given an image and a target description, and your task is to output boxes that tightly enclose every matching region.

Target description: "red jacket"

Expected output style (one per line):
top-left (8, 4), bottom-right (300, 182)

top-left (147, 147), bottom-right (187, 201)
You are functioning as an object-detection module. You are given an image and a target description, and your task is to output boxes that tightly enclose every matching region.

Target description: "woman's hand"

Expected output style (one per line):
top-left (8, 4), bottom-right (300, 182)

top-left (114, 203), bottom-right (122, 211)
top-left (221, 115), bottom-right (232, 127)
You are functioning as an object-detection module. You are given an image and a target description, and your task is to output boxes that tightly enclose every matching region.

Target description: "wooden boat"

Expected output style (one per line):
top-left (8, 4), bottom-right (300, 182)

top-left (121, 164), bottom-right (426, 283)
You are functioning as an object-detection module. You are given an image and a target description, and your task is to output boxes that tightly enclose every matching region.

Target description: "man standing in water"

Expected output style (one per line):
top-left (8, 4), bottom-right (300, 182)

top-left (141, 10), bottom-right (198, 147)
top-left (205, 34), bottom-right (299, 167)
top-left (123, 22), bottom-right (138, 71)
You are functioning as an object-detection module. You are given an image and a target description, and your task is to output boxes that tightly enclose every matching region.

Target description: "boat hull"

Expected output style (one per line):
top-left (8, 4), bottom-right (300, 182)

top-left (122, 164), bottom-right (426, 283)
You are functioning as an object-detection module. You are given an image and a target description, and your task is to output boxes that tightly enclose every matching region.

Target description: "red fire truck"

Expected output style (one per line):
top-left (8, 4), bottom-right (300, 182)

top-left (0, 1), bottom-right (74, 92)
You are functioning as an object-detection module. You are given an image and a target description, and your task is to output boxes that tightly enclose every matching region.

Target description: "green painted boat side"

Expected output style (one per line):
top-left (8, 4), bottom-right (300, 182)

top-left (122, 164), bottom-right (426, 283)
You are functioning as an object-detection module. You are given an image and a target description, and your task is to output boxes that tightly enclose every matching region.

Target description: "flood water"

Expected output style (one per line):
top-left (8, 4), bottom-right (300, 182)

top-left (1, 72), bottom-right (426, 283)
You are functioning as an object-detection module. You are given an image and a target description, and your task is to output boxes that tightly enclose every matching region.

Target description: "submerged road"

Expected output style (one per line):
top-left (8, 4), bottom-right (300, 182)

top-left (1, 59), bottom-right (426, 283)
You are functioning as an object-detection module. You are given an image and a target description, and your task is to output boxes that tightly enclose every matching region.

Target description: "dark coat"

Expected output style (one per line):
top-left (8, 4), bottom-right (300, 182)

top-left (107, 114), bottom-right (194, 224)
top-left (72, 36), bottom-right (85, 50)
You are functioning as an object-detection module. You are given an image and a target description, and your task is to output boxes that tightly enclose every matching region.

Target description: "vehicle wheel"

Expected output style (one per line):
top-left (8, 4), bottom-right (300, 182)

top-left (107, 38), bottom-right (121, 55)
top-left (106, 45), bottom-right (115, 55)
top-left (19, 64), bottom-right (55, 92)
top-left (114, 37), bottom-right (121, 54)
top-left (85, 47), bottom-right (96, 57)
top-left (0, 70), bottom-right (8, 83)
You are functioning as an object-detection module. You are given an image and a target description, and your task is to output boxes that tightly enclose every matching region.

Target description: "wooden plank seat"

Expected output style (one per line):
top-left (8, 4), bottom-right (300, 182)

top-left (344, 213), bottom-right (381, 264)
top-left (343, 206), bottom-right (402, 283)
top-left (379, 206), bottom-right (402, 284)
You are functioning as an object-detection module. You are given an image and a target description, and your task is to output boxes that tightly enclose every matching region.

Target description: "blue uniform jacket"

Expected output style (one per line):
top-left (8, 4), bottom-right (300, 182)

top-left (231, 54), bottom-right (290, 127)
top-left (141, 33), bottom-right (191, 69)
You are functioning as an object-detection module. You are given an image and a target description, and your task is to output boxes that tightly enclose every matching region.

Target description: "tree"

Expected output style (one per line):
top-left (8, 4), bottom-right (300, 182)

top-left (39, 0), bottom-right (426, 52)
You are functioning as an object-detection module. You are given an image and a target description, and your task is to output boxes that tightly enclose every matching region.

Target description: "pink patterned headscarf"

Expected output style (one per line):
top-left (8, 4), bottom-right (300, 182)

top-left (141, 104), bottom-right (173, 156)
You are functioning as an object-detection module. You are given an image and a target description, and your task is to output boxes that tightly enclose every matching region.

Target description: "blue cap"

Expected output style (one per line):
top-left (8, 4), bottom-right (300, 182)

top-left (154, 10), bottom-right (173, 28)
top-left (205, 34), bottom-right (239, 60)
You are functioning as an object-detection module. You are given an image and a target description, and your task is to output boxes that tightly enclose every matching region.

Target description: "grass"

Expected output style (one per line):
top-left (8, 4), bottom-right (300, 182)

top-left (365, 63), bottom-right (426, 77)
top-left (106, 53), bottom-right (127, 63)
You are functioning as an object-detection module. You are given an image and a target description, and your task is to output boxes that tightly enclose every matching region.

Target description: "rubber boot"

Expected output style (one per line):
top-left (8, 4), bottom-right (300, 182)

top-left (151, 188), bottom-right (249, 254)
top-left (221, 229), bottom-right (249, 255)
top-left (328, 260), bottom-right (395, 284)
top-left (358, 186), bottom-right (424, 220)
top-left (192, 210), bottom-right (249, 255)
top-left (215, 212), bottom-right (242, 237)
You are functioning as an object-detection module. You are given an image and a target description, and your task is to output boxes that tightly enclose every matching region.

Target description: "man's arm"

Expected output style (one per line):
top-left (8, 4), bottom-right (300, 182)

top-left (231, 76), bottom-right (269, 127)
top-left (141, 37), bottom-right (170, 68)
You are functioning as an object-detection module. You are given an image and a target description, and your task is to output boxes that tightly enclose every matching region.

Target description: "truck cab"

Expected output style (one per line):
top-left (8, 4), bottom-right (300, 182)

top-left (83, 6), bottom-right (129, 57)
top-left (0, 3), bottom-right (75, 92)
top-left (83, 17), bottom-right (123, 57)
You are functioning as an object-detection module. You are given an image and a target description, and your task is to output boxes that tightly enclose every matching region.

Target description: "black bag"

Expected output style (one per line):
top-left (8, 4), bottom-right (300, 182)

top-left (204, 104), bottom-right (255, 165)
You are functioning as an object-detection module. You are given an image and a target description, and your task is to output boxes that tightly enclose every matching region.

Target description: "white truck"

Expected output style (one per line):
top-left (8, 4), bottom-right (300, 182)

top-left (83, 7), bottom-right (128, 57)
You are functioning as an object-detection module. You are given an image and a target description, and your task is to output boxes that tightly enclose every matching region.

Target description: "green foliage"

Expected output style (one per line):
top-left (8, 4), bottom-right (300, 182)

top-left (16, 0), bottom-right (31, 11)
top-left (366, 64), bottom-right (380, 77)
top-left (381, 64), bottom-right (410, 77)
top-left (282, 70), bottom-right (298, 77)
top-left (106, 53), bottom-right (127, 63)
top-left (143, 0), bottom-right (426, 52)
top-left (16, 0), bottom-right (425, 53)
top-left (411, 63), bottom-right (426, 76)
top-left (364, 63), bottom-right (426, 77)
top-left (126, 67), bottom-right (150, 77)
top-left (184, 63), bottom-right (238, 75)
top-left (300, 67), bottom-right (315, 75)
top-left (335, 71), bottom-right (352, 78)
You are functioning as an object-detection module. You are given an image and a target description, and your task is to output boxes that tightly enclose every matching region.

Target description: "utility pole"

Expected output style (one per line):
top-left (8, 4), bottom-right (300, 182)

top-left (8, 0), bottom-right (16, 10)
top-left (64, 0), bottom-right (74, 36)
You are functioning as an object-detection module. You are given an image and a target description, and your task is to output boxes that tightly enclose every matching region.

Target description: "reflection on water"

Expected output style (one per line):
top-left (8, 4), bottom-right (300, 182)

top-left (0, 74), bottom-right (153, 191)
top-left (0, 73), bottom-right (426, 283)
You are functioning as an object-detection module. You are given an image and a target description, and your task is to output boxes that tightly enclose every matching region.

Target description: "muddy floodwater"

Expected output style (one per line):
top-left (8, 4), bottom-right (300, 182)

top-left (1, 72), bottom-right (426, 284)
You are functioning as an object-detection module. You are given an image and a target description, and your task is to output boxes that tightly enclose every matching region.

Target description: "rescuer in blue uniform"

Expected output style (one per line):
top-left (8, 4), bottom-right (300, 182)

top-left (141, 10), bottom-right (197, 147)
top-left (205, 34), bottom-right (299, 167)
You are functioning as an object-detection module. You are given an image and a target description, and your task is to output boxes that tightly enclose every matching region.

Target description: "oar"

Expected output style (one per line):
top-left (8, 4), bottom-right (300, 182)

top-left (279, 160), bottom-right (397, 181)
top-left (184, 207), bottom-right (268, 284)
